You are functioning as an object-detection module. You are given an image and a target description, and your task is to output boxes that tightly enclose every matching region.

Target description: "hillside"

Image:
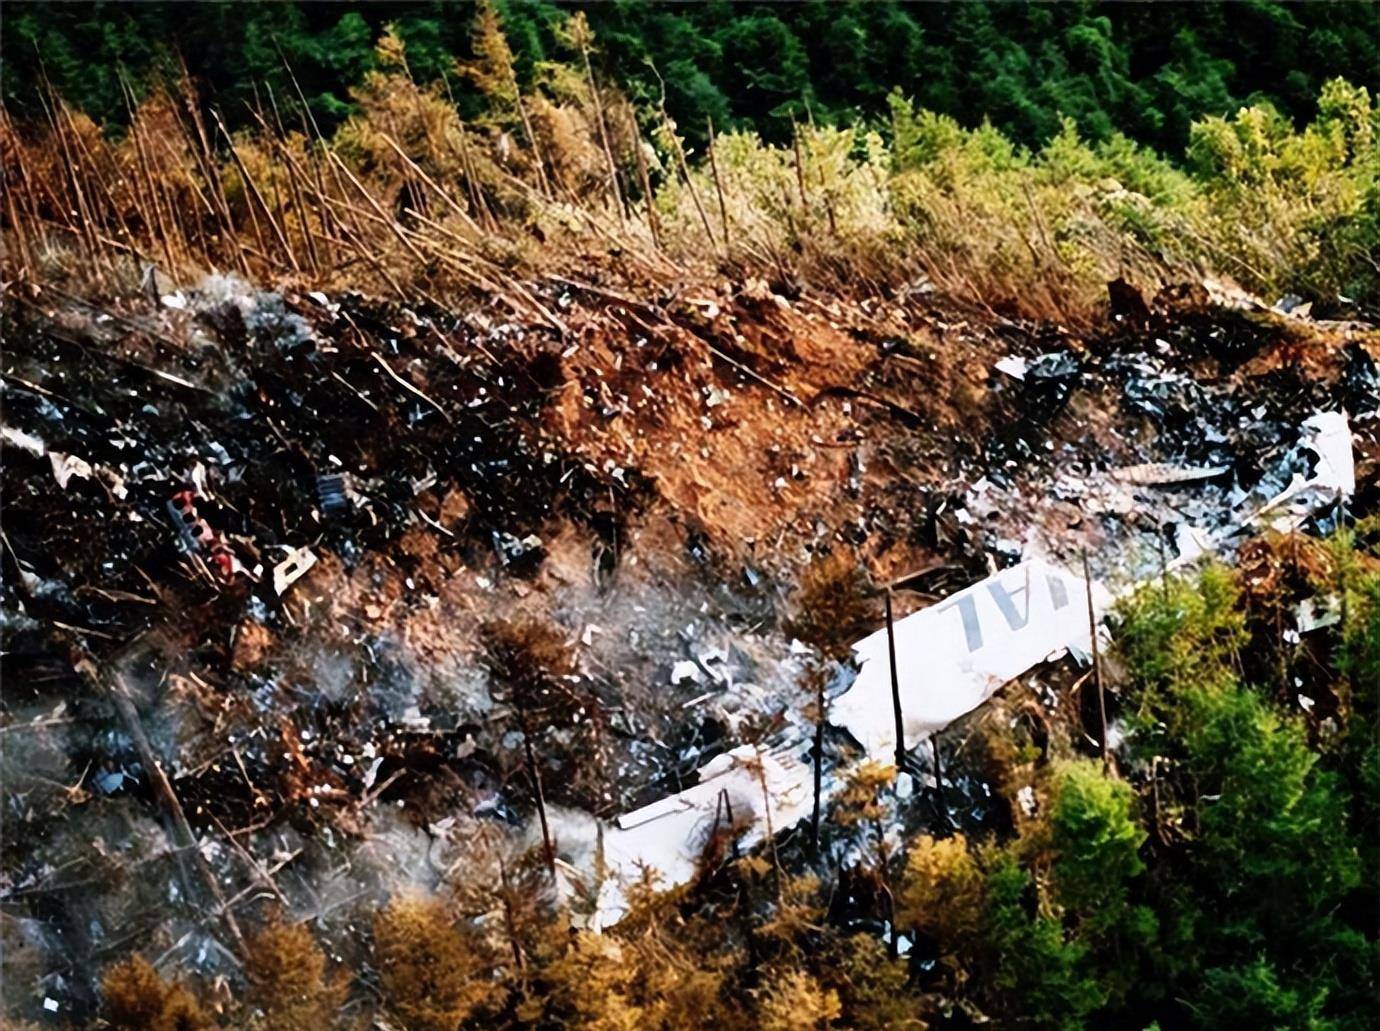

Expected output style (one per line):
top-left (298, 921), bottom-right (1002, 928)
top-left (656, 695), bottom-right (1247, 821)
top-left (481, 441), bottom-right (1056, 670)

top-left (1, 5), bottom-right (1378, 1030)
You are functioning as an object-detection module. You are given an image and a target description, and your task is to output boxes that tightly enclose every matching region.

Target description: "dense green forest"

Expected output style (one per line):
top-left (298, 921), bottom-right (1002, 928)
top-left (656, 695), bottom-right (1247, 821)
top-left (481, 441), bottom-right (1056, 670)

top-left (6, 0), bottom-right (1380, 152)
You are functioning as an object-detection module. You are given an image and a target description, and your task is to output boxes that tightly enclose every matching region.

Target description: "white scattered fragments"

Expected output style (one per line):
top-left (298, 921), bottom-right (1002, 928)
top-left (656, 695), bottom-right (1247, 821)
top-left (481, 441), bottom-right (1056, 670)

top-left (1, 424), bottom-right (47, 457)
top-left (271, 546), bottom-right (318, 595)
top-left (1306, 412), bottom-right (1358, 494)
top-left (1251, 412), bottom-right (1355, 530)
top-left (48, 451), bottom-right (95, 489)
top-left (1152, 412), bottom-right (1355, 571)
top-left (1112, 462), bottom-right (1229, 486)
top-left (994, 355), bottom-right (1029, 380)
top-left (1295, 594), bottom-right (1342, 634)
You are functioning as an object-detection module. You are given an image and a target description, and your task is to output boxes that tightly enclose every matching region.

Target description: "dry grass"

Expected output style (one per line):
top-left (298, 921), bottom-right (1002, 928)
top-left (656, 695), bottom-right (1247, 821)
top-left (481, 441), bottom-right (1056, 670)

top-left (0, 37), bottom-right (668, 326)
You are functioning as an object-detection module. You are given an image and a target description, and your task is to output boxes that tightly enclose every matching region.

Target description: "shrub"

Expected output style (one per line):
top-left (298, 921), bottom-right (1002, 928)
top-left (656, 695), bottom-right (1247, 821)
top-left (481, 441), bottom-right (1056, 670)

top-left (372, 895), bottom-right (499, 1030)
top-left (896, 833), bottom-right (985, 952)
top-left (976, 851), bottom-right (1104, 1029)
top-left (101, 955), bottom-right (212, 1031)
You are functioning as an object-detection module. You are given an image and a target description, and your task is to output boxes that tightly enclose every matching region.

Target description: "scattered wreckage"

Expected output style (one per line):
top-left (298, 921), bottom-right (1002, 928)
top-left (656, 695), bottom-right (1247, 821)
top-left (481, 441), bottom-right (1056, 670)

top-left (586, 411), bottom-right (1357, 925)
top-left (1, 270), bottom-right (1374, 1016)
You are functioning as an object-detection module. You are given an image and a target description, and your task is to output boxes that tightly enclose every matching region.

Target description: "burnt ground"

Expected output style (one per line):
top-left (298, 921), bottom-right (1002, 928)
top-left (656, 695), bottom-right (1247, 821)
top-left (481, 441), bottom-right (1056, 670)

top-left (2, 270), bottom-right (1377, 1021)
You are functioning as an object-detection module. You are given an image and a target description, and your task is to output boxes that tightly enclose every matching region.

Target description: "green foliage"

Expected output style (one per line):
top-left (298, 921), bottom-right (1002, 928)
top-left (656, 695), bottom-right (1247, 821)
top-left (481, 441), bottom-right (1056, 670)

top-left (887, 558), bottom-right (1375, 1028)
top-left (7, 1), bottom-right (1379, 155)
top-left (6, 4), bottom-right (1378, 308)
top-left (1046, 761), bottom-right (1150, 936)
top-left (1194, 957), bottom-right (1331, 1029)
top-left (818, 934), bottom-right (924, 1031)
top-left (1113, 562), bottom-right (1371, 1029)
top-left (977, 850), bottom-right (1104, 1028)
top-left (1116, 564), bottom-right (1247, 714)
top-left (1189, 79), bottom-right (1380, 303)
top-left (1181, 680), bottom-right (1359, 919)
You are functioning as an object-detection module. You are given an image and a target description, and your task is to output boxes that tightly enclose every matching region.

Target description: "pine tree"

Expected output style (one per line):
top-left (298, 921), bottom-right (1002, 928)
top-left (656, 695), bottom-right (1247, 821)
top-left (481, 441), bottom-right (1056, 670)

top-left (242, 920), bottom-right (349, 1030)
top-left (372, 895), bottom-right (500, 1030)
top-left (100, 955), bottom-right (213, 1031)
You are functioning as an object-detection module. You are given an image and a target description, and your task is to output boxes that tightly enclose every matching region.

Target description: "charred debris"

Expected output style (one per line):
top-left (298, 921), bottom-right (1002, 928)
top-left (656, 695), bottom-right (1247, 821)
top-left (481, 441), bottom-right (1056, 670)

top-left (1, 269), bottom-right (1377, 1018)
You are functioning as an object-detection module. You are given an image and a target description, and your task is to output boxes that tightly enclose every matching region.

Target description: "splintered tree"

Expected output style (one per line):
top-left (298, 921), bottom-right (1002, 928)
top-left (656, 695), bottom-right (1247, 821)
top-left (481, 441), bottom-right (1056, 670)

top-left (786, 551), bottom-right (874, 853)
top-left (481, 616), bottom-right (597, 878)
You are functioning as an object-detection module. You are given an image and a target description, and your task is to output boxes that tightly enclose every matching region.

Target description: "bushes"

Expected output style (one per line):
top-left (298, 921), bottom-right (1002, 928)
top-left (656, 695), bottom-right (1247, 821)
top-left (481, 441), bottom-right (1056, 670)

top-left (977, 850), bottom-right (1104, 1028)
top-left (1113, 560), bottom-right (1374, 1028)
top-left (891, 766), bottom-right (1153, 1026)
top-left (876, 558), bottom-right (1377, 1027)
top-left (886, 100), bottom-right (1197, 320)
top-left (1046, 762), bottom-right (1151, 940)
top-left (896, 833), bottom-right (985, 953)
top-left (653, 79), bottom-right (1377, 320)
top-left (372, 895), bottom-right (500, 1031)
top-left (1189, 78), bottom-right (1380, 305)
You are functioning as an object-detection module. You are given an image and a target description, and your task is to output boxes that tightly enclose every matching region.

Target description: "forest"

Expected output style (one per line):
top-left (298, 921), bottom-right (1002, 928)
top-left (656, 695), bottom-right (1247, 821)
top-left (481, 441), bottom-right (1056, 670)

top-left (6, 0), bottom-right (1380, 152)
top-left (0, 2), bottom-right (1377, 1029)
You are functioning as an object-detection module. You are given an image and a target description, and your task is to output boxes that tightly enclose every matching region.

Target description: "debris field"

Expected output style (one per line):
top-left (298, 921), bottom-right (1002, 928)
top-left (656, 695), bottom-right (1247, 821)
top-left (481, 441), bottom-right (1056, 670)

top-left (2, 270), bottom-right (1377, 1018)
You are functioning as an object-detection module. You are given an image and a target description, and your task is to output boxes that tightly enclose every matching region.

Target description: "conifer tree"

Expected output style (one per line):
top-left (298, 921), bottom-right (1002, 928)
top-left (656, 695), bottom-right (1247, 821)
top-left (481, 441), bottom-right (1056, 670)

top-left (372, 895), bottom-right (500, 1030)
top-left (242, 920), bottom-right (348, 1030)
top-left (787, 551), bottom-right (873, 852)
top-left (100, 955), bottom-right (213, 1031)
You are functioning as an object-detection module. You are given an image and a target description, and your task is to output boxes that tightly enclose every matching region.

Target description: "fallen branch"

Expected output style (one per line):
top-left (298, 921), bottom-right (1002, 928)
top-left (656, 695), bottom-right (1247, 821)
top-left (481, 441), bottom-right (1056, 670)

top-left (63, 636), bottom-right (245, 954)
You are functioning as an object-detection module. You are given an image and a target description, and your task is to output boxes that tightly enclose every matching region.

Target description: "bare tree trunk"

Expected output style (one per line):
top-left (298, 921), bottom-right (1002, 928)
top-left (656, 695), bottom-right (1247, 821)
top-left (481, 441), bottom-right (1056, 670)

top-left (578, 41), bottom-right (626, 223)
top-left (707, 116), bottom-right (730, 252)
top-left (508, 68), bottom-right (552, 199)
top-left (791, 115), bottom-right (809, 209)
top-left (885, 590), bottom-right (906, 774)
top-left (811, 670), bottom-right (824, 855)
top-left (520, 718), bottom-right (556, 880)
top-left (932, 734), bottom-right (947, 830)
top-left (1082, 552), bottom-right (1109, 772)
top-left (497, 854), bottom-right (528, 976)
top-left (628, 110), bottom-right (662, 249)
top-left (658, 102), bottom-right (715, 252)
